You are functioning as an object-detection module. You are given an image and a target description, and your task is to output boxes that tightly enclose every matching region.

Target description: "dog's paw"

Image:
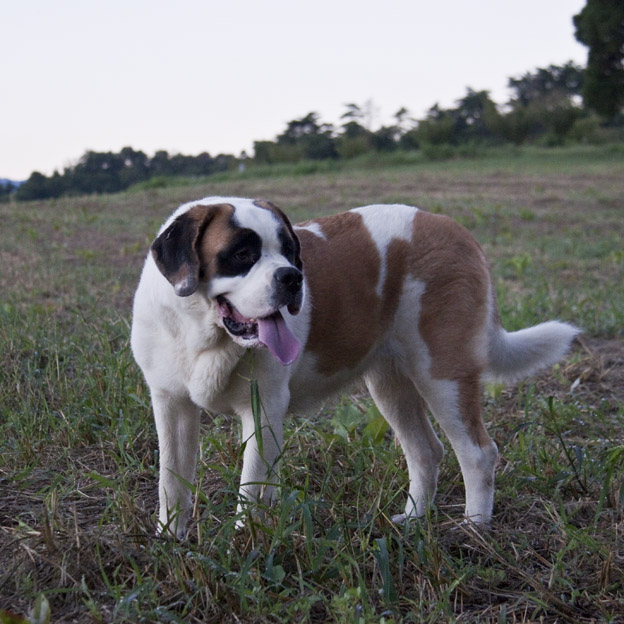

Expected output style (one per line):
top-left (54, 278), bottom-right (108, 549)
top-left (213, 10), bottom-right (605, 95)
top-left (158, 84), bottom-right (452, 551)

top-left (156, 509), bottom-right (190, 540)
top-left (391, 511), bottom-right (427, 525)
top-left (460, 515), bottom-right (492, 531)
top-left (156, 522), bottom-right (187, 540)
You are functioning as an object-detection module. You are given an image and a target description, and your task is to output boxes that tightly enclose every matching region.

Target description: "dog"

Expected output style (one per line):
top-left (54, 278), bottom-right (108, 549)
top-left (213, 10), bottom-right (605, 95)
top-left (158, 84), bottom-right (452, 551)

top-left (131, 196), bottom-right (579, 537)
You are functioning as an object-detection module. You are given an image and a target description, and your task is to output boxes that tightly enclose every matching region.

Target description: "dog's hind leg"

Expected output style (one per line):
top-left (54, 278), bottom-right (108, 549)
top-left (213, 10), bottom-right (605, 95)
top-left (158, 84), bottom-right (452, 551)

top-left (365, 366), bottom-right (445, 523)
top-left (416, 374), bottom-right (498, 525)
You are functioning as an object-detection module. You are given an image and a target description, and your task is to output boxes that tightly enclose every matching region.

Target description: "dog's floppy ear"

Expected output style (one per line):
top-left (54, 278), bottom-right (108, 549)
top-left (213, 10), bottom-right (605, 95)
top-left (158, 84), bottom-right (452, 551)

top-left (151, 205), bottom-right (217, 297)
top-left (283, 215), bottom-right (303, 272)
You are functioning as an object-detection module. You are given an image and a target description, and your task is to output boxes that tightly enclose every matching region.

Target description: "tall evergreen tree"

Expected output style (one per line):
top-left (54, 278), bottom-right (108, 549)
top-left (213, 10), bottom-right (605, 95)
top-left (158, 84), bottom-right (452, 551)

top-left (574, 1), bottom-right (624, 120)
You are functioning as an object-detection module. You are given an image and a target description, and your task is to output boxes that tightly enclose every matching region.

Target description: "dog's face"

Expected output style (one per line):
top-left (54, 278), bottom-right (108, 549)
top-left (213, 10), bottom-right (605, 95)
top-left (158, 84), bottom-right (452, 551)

top-left (151, 198), bottom-right (303, 364)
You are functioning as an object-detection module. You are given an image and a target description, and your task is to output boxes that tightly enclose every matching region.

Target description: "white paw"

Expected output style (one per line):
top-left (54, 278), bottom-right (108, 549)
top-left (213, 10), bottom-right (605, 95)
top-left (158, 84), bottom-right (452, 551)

top-left (391, 510), bottom-right (426, 525)
top-left (156, 509), bottom-right (190, 539)
top-left (460, 512), bottom-right (492, 530)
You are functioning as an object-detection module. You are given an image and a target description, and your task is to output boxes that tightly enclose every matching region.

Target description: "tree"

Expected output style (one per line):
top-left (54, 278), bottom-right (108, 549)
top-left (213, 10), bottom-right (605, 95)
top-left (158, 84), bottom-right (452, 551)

top-left (453, 88), bottom-right (502, 142)
top-left (341, 100), bottom-right (377, 130)
top-left (341, 121), bottom-right (369, 139)
top-left (0, 181), bottom-right (15, 202)
top-left (508, 62), bottom-right (584, 107)
top-left (150, 150), bottom-right (172, 176)
top-left (120, 146), bottom-right (149, 186)
top-left (417, 104), bottom-right (456, 145)
top-left (504, 63), bottom-right (585, 143)
top-left (340, 103), bottom-right (369, 138)
top-left (277, 112), bottom-right (324, 144)
top-left (373, 107), bottom-right (417, 151)
top-left (15, 172), bottom-right (57, 201)
top-left (393, 107), bottom-right (413, 136)
top-left (276, 112), bottom-right (337, 160)
top-left (68, 151), bottom-right (125, 194)
top-left (301, 132), bottom-right (338, 160)
top-left (574, 1), bottom-right (624, 120)
top-left (335, 103), bottom-right (373, 158)
top-left (370, 126), bottom-right (397, 152)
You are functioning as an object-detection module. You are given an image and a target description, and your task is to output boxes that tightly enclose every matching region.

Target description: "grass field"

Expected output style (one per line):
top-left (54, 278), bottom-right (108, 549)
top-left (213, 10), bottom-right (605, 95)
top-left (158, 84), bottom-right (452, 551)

top-left (1, 146), bottom-right (623, 623)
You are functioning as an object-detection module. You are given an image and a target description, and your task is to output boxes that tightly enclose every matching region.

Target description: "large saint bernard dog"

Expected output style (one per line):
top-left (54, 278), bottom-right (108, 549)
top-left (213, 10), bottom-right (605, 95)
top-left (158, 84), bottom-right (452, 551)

top-left (131, 196), bottom-right (579, 537)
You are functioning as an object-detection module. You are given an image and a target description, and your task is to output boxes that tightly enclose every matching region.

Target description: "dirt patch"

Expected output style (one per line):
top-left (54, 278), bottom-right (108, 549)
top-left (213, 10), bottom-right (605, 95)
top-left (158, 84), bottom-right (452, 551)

top-left (565, 336), bottom-right (624, 407)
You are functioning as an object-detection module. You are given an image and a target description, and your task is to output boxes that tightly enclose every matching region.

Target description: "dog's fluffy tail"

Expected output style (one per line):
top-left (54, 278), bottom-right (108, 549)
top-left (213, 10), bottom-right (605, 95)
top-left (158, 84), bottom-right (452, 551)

top-left (485, 320), bottom-right (580, 384)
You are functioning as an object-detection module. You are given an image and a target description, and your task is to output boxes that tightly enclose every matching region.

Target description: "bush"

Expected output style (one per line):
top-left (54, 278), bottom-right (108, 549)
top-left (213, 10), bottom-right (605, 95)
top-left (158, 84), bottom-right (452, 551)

top-left (568, 115), bottom-right (624, 144)
top-left (301, 133), bottom-right (338, 160)
top-left (421, 143), bottom-right (455, 161)
top-left (336, 135), bottom-right (371, 159)
top-left (417, 117), bottom-right (455, 146)
top-left (253, 141), bottom-right (304, 165)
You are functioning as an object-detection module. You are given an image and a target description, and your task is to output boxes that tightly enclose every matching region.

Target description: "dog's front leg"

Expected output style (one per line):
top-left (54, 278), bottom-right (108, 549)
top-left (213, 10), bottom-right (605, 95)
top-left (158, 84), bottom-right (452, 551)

top-left (235, 389), bottom-right (289, 524)
top-left (152, 391), bottom-right (201, 538)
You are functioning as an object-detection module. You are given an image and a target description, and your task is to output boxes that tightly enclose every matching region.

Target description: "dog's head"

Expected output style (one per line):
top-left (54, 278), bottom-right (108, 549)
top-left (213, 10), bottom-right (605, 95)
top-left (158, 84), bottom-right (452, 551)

top-left (151, 198), bottom-right (303, 365)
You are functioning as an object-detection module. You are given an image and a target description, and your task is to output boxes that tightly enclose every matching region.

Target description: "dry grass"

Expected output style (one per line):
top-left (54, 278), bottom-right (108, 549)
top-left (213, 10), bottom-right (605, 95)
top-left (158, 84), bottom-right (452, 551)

top-left (1, 146), bottom-right (623, 623)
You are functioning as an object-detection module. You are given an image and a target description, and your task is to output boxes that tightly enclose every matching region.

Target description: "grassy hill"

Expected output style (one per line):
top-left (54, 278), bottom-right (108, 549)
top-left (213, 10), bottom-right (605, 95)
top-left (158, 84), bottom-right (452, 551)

top-left (1, 146), bottom-right (623, 622)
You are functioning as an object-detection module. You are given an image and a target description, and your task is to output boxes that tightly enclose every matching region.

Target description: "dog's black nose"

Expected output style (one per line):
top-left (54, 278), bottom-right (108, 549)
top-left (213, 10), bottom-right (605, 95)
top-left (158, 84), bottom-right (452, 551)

top-left (274, 267), bottom-right (303, 293)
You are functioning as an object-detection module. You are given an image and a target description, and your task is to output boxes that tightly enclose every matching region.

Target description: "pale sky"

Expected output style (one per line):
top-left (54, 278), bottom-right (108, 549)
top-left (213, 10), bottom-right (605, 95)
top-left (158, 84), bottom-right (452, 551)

top-left (1, 0), bottom-right (587, 181)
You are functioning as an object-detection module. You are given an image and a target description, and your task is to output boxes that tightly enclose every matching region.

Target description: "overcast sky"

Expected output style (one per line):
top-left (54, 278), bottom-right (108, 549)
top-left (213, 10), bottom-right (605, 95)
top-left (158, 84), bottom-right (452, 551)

top-left (1, 0), bottom-right (587, 180)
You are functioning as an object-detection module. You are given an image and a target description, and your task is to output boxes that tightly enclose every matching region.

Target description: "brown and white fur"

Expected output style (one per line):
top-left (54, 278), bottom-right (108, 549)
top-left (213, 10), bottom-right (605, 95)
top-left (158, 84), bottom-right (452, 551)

top-left (131, 197), bottom-right (579, 537)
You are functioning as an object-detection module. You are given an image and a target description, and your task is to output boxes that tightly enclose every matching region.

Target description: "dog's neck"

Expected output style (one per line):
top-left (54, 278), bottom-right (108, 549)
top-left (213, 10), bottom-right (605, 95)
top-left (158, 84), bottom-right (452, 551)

top-left (170, 294), bottom-right (248, 408)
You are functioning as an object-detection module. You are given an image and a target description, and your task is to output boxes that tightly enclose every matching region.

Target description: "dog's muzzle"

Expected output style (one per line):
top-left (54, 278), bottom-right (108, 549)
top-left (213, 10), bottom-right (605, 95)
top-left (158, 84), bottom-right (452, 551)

top-left (216, 267), bottom-right (304, 366)
top-left (272, 267), bottom-right (303, 315)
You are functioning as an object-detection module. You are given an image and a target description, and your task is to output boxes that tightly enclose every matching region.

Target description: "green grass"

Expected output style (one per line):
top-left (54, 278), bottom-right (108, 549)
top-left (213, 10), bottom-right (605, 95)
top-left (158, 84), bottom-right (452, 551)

top-left (1, 146), bottom-right (623, 623)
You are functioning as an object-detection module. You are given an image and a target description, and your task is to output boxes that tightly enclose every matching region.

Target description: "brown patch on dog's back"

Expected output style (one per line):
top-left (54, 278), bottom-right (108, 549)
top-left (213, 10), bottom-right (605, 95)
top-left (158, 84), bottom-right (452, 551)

top-left (299, 208), bottom-right (492, 443)
top-left (297, 212), bottom-right (405, 375)
top-left (405, 210), bottom-right (491, 380)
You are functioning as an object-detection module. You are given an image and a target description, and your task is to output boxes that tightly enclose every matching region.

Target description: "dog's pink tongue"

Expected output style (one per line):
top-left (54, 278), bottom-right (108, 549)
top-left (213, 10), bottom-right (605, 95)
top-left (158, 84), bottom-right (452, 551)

top-left (258, 313), bottom-right (301, 366)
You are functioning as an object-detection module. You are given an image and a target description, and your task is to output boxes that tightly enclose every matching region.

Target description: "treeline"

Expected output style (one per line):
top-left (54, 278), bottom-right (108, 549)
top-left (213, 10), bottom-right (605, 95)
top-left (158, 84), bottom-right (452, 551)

top-left (0, 180), bottom-right (18, 202)
top-left (12, 148), bottom-right (235, 202)
top-left (253, 62), bottom-right (620, 165)
top-left (9, 61), bottom-right (624, 203)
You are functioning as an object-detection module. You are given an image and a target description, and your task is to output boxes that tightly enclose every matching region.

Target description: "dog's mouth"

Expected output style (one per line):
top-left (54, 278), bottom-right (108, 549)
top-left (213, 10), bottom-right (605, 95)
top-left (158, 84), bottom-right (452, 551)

top-left (217, 296), bottom-right (258, 339)
top-left (217, 296), bottom-right (301, 366)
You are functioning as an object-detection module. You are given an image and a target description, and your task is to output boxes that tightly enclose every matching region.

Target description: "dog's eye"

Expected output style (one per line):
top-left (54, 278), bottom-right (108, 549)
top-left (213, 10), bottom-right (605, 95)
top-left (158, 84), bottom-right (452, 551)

top-left (233, 249), bottom-right (258, 264)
